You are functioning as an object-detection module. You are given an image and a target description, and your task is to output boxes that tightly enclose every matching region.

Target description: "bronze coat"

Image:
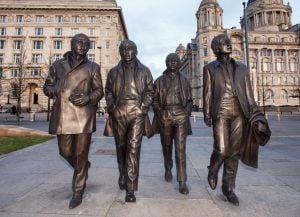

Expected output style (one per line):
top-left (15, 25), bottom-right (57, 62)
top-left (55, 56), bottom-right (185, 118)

top-left (103, 58), bottom-right (153, 138)
top-left (203, 59), bottom-right (257, 121)
top-left (152, 70), bottom-right (193, 135)
top-left (43, 52), bottom-right (104, 135)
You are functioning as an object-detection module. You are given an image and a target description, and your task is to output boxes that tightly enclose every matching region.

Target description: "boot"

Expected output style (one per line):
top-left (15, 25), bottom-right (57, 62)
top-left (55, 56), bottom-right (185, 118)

top-left (69, 193), bottom-right (83, 209)
top-left (179, 181), bottom-right (189, 195)
top-left (125, 190), bottom-right (136, 202)
top-left (222, 186), bottom-right (239, 206)
top-left (165, 169), bottom-right (173, 182)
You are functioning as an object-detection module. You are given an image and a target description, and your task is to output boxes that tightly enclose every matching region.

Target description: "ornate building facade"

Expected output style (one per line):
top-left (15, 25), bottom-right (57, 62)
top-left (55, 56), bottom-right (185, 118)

top-left (0, 0), bottom-right (127, 111)
top-left (179, 0), bottom-right (300, 109)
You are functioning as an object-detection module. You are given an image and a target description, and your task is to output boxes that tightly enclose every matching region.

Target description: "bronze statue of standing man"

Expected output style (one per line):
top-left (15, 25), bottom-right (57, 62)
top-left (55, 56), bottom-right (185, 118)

top-left (44, 33), bottom-right (104, 209)
top-left (104, 39), bottom-right (153, 202)
top-left (203, 34), bottom-right (260, 206)
top-left (152, 53), bottom-right (193, 194)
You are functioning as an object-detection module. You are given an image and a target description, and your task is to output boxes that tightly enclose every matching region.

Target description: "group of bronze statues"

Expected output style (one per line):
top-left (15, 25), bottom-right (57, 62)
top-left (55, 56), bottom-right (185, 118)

top-left (44, 33), bottom-right (270, 209)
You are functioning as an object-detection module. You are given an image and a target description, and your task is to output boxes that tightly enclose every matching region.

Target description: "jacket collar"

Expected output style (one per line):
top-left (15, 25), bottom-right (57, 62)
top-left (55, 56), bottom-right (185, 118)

top-left (116, 58), bottom-right (144, 71)
top-left (213, 57), bottom-right (238, 68)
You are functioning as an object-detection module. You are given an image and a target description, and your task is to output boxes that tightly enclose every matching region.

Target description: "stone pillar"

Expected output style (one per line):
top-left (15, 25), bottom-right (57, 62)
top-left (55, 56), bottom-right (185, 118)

top-left (285, 49), bottom-right (289, 74)
top-left (271, 49), bottom-right (275, 73)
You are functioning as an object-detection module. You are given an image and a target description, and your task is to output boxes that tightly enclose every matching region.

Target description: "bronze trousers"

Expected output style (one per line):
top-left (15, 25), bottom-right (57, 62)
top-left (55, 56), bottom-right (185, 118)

top-left (112, 102), bottom-right (145, 191)
top-left (159, 107), bottom-right (189, 182)
top-left (57, 133), bottom-right (91, 195)
top-left (210, 98), bottom-right (245, 191)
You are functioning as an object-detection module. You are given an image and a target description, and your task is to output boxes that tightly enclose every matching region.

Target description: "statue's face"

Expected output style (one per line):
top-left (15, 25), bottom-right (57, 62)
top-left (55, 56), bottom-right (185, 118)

top-left (166, 55), bottom-right (180, 72)
top-left (120, 43), bottom-right (136, 62)
top-left (218, 37), bottom-right (232, 54)
top-left (72, 36), bottom-right (90, 57)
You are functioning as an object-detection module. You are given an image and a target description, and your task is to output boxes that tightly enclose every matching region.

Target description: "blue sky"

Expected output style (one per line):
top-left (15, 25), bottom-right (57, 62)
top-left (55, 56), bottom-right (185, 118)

top-left (117, 0), bottom-right (300, 79)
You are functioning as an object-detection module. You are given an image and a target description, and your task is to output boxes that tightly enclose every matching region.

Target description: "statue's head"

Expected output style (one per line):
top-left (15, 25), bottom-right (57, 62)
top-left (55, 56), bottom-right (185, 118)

top-left (71, 33), bottom-right (90, 57)
top-left (165, 53), bottom-right (180, 72)
top-left (119, 39), bottom-right (137, 62)
top-left (211, 34), bottom-right (232, 56)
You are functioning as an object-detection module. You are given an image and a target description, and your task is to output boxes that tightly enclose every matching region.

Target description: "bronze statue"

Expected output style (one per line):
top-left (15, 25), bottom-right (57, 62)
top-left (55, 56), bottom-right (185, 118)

top-left (104, 39), bottom-right (153, 202)
top-left (152, 53), bottom-right (193, 194)
top-left (43, 33), bottom-right (104, 209)
top-left (203, 34), bottom-right (264, 206)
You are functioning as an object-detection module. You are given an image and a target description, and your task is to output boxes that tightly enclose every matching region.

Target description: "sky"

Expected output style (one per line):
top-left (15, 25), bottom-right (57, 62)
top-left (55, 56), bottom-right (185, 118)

top-left (116, 0), bottom-right (300, 79)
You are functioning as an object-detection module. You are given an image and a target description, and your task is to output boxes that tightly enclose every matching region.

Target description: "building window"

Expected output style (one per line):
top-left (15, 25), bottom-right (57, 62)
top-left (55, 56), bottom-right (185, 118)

top-left (90, 41), bottom-right (95, 49)
top-left (11, 83), bottom-right (19, 98)
top-left (276, 59), bottom-right (284, 72)
top-left (0, 54), bottom-right (3, 64)
top-left (11, 68), bottom-right (19, 77)
top-left (72, 28), bottom-right (79, 36)
top-left (203, 48), bottom-right (208, 57)
top-left (260, 49), bottom-right (271, 57)
top-left (289, 59), bottom-right (298, 72)
top-left (14, 40), bottom-right (22, 50)
top-left (72, 15), bottom-right (80, 24)
top-left (53, 40), bottom-right (62, 50)
top-left (16, 15), bottom-right (24, 23)
top-left (31, 68), bottom-right (41, 76)
top-left (105, 40), bottom-right (110, 49)
top-left (261, 60), bottom-right (271, 72)
top-left (56, 15), bottom-right (63, 23)
top-left (36, 15), bottom-right (44, 22)
top-left (274, 50), bottom-right (284, 56)
top-left (13, 54), bottom-right (21, 64)
top-left (0, 40), bottom-right (5, 49)
top-left (35, 28), bottom-right (43, 36)
top-left (53, 54), bottom-right (62, 61)
top-left (88, 16), bottom-right (96, 24)
top-left (55, 28), bottom-right (62, 36)
top-left (0, 15), bottom-right (6, 23)
top-left (0, 67), bottom-right (3, 78)
top-left (32, 54), bottom-right (43, 64)
top-left (87, 54), bottom-right (95, 62)
top-left (88, 28), bottom-right (95, 36)
top-left (15, 27), bottom-right (23, 36)
top-left (0, 27), bottom-right (6, 36)
top-left (33, 40), bottom-right (43, 49)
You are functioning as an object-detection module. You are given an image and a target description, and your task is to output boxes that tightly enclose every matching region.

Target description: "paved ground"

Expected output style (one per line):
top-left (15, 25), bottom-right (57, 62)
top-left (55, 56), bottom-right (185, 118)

top-left (0, 112), bottom-right (300, 217)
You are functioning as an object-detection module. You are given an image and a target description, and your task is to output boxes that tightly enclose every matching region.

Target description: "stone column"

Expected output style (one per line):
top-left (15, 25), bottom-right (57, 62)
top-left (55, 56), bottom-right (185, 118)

top-left (271, 49), bottom-right (275, 73)
top-left (285, 49), bottom-right (289, 74)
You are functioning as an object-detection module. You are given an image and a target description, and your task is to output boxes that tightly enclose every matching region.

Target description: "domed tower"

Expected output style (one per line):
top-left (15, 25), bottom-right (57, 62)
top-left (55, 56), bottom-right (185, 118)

top-left (175, 43), bottom-right (186, 61)
top-left (243, 0), bottom-right (292, 31)
top-left (196, 0), bottom-right (223, 34)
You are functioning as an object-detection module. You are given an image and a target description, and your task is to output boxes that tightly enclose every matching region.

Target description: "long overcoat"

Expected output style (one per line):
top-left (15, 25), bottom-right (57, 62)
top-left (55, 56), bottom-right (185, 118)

top-left (43, 51), bottom-right (104, 135)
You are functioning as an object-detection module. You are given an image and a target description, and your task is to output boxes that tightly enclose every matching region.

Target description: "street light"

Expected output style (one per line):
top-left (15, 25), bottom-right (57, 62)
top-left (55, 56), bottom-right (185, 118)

top-left (261, 72), bottom-right (266, 114)
top-left (97, 46), bottom-right (102, 117)
top-left (251, 66), bottom-right (258, 102)
top-left (243, 2), bottom-right (250, 70)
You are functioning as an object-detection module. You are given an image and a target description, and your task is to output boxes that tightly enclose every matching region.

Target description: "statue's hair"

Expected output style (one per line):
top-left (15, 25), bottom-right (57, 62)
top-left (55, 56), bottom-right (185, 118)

top-left (119, 39), bottom-right (137, 54)
top-left (211, 34), bottom-right (230, 55)
top-left (165, 53), bottom-right (180, 63)
top-left (71, 33), bottom-right (90, 48)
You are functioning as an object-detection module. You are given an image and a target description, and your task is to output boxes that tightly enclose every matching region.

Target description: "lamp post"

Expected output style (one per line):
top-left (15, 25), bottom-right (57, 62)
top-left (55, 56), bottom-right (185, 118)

top-left (243, 2), bottom-right (250, 70)
top-left (97, 46), bottom-right (102, 117)
top-left (251, 66), bottom-right (258, 102)
top-left (261, 73), bottom-right (266, 114)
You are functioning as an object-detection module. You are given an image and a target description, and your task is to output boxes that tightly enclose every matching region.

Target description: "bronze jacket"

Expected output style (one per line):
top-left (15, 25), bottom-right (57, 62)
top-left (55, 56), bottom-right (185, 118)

top-left (103, 58), bottom-right (154, 137)
top-left (43, 52), bottom-right (104, 135)
top-left (152, 70), bottom-right (193, 135)
top-left (203, 59), bottom-right (257, 121)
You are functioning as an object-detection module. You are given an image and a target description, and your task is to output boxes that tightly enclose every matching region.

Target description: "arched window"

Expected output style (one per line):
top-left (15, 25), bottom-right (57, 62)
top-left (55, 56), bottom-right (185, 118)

top-left (11, 83), bottom-right (19, 98)
top-left (261, 57), bottom-right (271, 72)
top-left (279, 89), bottom-right (288, 101)
top-left (289, 58), bottom-right (298, 72)
top-left (275, 58), bottom-right (284, 72)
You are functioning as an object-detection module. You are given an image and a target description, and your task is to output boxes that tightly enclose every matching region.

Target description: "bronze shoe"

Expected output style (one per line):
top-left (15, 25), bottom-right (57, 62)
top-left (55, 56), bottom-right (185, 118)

top-left (207, 171), bottom-right (218, 190)
top-left (125, 190), bottom-right (136, 202)
top-left (69, 193), bottom-right (83, 209)
top-left (179, 181), bottom-right (189, 195)
top-left (165, 170), bottom-right (173, 182)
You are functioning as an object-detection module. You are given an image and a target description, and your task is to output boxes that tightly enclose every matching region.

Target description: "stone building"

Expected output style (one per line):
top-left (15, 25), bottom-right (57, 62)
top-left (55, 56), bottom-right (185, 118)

top-left (179, 0), bottom-right (300, 109)
top-left (0, 0), bottom-right (128, 111)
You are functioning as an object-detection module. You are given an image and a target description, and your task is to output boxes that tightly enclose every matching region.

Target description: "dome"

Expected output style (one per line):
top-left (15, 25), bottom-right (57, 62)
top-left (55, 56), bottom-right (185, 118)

top-left (247, 0), bottom-right (257, 6)
top-left (200, 0), bottom-right (219, 7)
